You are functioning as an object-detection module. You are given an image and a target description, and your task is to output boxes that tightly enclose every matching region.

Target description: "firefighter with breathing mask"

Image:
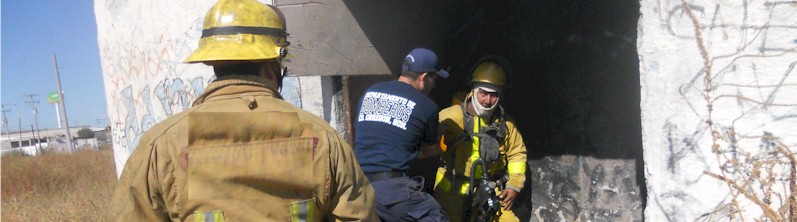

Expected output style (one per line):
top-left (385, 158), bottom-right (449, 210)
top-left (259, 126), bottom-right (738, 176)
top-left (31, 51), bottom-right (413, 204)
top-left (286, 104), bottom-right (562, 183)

top-left (434, 55), bottom-right (528, 222)
top-left (106, 0), bottom-right (377, 221)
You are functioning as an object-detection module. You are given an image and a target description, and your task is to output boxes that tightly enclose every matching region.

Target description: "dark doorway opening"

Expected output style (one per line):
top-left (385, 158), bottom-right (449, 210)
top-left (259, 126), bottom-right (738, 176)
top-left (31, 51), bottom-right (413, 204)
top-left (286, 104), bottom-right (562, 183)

top-left (344, 0), bottom-right (644, 220)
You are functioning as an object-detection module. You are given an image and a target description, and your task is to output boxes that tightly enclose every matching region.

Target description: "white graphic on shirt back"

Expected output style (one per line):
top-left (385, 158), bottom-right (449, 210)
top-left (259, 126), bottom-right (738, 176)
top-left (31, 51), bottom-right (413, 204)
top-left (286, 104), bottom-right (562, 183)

top-left (357, 92), bottom-right (416, 130)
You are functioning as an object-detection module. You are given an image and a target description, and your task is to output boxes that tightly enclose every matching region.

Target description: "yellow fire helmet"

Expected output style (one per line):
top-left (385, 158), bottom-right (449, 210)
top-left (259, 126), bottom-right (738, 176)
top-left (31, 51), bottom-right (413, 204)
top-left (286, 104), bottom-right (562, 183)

top-left (470, 55), bottom-right (511, 88)
top-left (185, 0), bottom-right (290, 63)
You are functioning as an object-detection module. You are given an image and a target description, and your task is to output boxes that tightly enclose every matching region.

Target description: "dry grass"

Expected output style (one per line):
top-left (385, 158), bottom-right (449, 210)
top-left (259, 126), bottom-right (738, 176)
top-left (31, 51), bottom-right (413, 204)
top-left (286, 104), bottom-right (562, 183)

top-left (1, 145), bottom-right (117, 221)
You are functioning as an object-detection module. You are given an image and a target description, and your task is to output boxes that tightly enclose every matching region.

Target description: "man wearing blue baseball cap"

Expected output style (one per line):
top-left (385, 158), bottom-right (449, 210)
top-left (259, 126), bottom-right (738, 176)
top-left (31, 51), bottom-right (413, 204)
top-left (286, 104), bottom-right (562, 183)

top-left (353, 48), bottom-right (450, 221)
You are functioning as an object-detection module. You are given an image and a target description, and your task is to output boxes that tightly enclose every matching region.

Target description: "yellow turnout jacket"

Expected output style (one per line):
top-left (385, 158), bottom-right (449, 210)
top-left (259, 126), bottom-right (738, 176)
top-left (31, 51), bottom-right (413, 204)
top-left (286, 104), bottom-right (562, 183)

top-left (434, 97), bottom-right (527, 222)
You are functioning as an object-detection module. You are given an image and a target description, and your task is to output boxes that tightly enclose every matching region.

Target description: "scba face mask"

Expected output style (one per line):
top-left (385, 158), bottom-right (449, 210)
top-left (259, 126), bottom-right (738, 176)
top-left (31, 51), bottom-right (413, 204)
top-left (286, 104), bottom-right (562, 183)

top-left (470, 85), bottom-right (500, 118)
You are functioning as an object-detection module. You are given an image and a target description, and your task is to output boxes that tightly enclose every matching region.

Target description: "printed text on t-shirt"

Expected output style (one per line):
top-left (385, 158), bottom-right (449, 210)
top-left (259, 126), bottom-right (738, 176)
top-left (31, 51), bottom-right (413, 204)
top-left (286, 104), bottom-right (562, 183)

top-left (357, 92), bottom-right (416, 130)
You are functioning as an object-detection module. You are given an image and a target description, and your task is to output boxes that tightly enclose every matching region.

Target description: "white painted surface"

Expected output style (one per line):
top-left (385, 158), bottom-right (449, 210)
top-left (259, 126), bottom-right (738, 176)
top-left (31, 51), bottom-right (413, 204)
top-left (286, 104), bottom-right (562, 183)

top-left (94, 0), bottom-right (335, 177)
top-left (639, 0), bottom-right (797, 220)
top-left (96, 0), bottom-right (214, 177)
top-left (1, 146), bottom-right (41, 156)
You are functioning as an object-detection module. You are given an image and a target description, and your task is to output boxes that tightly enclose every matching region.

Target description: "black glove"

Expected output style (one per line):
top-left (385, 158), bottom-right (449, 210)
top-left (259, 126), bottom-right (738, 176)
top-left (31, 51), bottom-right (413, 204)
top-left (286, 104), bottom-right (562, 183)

top-left (477, 130), bottom-right (501, 163)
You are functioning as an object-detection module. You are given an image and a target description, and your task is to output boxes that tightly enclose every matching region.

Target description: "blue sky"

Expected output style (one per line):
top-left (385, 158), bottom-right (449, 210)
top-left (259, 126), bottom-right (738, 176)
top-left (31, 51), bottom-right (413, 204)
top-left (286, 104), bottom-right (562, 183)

top-left (2, 1), bottom-right (108, 131)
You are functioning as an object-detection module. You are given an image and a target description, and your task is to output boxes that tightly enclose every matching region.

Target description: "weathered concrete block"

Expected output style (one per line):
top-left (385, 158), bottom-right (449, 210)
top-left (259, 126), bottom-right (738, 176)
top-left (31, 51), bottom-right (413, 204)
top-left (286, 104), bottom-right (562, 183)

top-left (530, 156), bottom-right (643, 222)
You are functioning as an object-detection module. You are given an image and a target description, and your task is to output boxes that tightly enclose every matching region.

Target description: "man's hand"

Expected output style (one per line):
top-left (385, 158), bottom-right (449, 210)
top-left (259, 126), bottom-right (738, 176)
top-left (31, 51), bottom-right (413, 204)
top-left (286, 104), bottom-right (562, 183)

top-left (498, 188), bottom-right (518, 210)
top-left (417, 143), bottom-right (443, 159)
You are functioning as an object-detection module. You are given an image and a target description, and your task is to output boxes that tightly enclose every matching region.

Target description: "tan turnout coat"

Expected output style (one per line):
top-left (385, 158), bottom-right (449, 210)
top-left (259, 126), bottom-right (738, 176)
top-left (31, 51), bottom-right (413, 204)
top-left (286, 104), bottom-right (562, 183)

top-left (106, 76), bottom-right (377, 221)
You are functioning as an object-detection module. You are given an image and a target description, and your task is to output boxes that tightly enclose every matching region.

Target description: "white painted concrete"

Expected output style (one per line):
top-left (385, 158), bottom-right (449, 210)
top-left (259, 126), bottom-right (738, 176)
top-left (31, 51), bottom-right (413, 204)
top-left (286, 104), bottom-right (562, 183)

top-left (94, 0), bottom-right (336, 177)
top-left (639, 0), bottom-right (797, 220)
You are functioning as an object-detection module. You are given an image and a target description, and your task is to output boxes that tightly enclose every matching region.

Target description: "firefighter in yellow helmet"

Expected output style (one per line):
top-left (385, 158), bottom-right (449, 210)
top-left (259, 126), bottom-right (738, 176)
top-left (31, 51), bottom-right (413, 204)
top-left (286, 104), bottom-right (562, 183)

top-left (106, 0), bottom-right (377, 221)
top-left (434, 55), bottom-right (527, 222)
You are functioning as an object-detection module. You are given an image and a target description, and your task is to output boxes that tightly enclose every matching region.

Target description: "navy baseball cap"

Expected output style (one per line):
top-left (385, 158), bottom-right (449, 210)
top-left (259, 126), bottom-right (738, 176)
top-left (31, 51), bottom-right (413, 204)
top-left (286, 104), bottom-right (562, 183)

top-left (401, 48), bottom-right (449, 78)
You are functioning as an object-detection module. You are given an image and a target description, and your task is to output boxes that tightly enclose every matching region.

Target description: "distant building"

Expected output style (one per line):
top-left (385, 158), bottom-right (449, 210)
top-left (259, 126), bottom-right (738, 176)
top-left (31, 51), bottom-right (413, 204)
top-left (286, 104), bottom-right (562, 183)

top-left (0, 126), bottom-right (106, 155)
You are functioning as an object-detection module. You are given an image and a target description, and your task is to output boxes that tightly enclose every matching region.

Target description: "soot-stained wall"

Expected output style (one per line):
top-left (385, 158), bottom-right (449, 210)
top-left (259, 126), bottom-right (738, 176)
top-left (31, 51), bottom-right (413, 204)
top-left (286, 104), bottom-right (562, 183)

top-left (346, 1), bottom-right (644, 221)
top-left (437, 1), bottom-right (645, 221)
top-left (434, 0), bottom-right (642, 160)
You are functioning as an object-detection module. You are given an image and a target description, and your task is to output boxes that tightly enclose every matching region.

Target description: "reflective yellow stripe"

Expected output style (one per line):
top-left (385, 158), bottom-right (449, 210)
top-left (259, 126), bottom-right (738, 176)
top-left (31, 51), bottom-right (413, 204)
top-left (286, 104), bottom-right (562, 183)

top-left (194, 211), bottom-right (224, 222)
top-left (460, 182), bottom-right (470, 195)
top-left (290, 198), bottom-right (316, 222)
top-left (290, 204), bottom-right (300, 222)
top-left (470, 117), bottom-right (487, 177)
top-left (436, 173), bottom-right (472, 195)
top-left (471, 116), bottom-right (481, 160)
top-left (435, 170), bottom-right (449, 193)
top-left (214, 211), bottom-right (225, 222)
top-left (508, 161), bottom-right (526, 175)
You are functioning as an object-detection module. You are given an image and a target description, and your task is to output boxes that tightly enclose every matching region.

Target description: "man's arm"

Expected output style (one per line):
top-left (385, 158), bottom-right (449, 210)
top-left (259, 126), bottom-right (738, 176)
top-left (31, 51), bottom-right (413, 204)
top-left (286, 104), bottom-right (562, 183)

top-left (496, 121), bottom-right (527, 210)
top-left (105, 141), bottom-right (170, 221)
top-left (417, 113), bottom-right (444, 159)
top-left (326, 133), bottom-right (379, 221)
top-left (417, 142), bottom-right (443, 159)
top-left (504, 122), bottom-right (527, 192)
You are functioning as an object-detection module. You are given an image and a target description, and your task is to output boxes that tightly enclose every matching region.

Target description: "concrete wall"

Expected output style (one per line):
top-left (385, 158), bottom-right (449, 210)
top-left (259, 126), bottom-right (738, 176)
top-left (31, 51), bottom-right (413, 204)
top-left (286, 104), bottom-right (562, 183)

top-left (428, 1), bottom-right (644, 221)
top-left (638, 0), bottom-right (797, 221)
top-left (94, 0), bottom-right (338, 176)
top-left (96, 0), bottom-right (213, 176)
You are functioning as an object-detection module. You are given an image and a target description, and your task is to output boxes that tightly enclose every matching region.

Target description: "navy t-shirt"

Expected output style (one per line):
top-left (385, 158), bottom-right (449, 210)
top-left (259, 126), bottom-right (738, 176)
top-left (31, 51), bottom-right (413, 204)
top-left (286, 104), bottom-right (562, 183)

top-left (354, 80), bottom-right (439, 173)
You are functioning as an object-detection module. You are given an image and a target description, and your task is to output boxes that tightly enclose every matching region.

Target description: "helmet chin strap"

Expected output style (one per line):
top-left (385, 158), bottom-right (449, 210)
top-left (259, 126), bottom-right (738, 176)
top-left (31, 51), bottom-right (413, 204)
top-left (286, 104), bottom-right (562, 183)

top-left (471, 88), bottom-right (499, 118)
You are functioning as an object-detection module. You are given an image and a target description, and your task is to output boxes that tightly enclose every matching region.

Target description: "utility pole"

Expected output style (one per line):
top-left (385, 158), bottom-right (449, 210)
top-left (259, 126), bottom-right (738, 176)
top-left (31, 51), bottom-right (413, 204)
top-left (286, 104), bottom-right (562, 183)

top-left (15, 103), bottom-right (22, 148)
top-left (1, 104), bottom-right (11, 144)
top-left (30, 124), bottom-right (38, 154)
top-left (53, 53), bottom-right (75, 152)
top-left (24, 94), bottom-right (42, 150)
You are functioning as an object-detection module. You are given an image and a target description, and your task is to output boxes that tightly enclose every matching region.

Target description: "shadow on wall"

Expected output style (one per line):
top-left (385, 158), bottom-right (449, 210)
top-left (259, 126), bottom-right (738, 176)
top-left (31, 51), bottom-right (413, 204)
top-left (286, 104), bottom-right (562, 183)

top-left (343, 0), bottom-right (644, 221)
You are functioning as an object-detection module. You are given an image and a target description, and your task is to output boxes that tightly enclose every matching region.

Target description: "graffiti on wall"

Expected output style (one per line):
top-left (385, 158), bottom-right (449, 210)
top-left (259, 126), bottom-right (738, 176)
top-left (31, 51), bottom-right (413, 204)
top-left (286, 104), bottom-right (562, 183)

top-left (98, 1), bottom-right (304, 177)
top-left (654, 0), bottom-right (797, 220)
top-left (111, 76), bottom-right (208, 154)
top-left (665, 1), bottom-right (797, 52)
top-left (100, 28), bottom-right (212, 154)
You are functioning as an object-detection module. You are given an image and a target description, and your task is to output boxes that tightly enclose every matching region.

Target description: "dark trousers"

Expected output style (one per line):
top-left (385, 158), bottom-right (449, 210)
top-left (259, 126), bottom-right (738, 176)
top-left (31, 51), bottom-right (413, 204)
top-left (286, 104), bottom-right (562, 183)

top-left (371, 176), bottom-right (449, 222)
